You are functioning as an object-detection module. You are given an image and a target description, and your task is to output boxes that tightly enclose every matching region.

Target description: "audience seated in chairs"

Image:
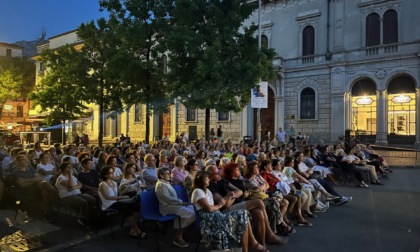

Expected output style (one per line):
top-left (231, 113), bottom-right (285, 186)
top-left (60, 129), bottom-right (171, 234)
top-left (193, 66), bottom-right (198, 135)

top-left (119, 163), bottom-right (146, 197)
top-left (155, 167), bottom-right (195, 248)
top-left (11, 154), bottom-right (55, 221)
top-left (55, 162), bottom-right (96, 227)
top-left (191, 170), bottom-right (271, 252)
top-left (77, 158), bottom-right (100, 201)
top-left (205, 163), bottom-right (286, 247)
top-left (98, 165), bottom-right (145, 238)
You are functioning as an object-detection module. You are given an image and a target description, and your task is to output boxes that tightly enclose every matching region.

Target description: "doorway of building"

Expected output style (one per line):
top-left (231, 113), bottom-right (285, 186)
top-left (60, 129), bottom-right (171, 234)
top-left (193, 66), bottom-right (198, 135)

top-left (159, 110), bottom-right (171, 141)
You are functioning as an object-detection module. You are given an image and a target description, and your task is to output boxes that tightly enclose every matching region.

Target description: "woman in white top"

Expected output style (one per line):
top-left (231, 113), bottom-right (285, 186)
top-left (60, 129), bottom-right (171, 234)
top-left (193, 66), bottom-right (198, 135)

top-left (105, 155), bottom-right (123, 182)
top-left (55, 162), bottom-right (96, 227)
top-left (99, 165), bottom-right (145, 238)
top-left (155, 168), bottom-right (195, 248)
top-left (34, 142), bottom-right (44, 158)
top-left (294, 152), bottom-right (340, 203)
top-left (191, 171), bottom-right (268, 252)
top-left (119, 163), bottom-right (146, 197)
top-left (37, 153), bottom-right (57, 183)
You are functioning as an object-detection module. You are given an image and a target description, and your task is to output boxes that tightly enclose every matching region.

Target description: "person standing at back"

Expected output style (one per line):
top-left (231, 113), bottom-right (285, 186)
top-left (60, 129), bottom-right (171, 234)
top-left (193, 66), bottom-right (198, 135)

top-left (276, 127), bottom-right (286, 147)
top-left (217, 125), bottom-right (223, 143)
top-left (288, 126), bottom-right (296, 148)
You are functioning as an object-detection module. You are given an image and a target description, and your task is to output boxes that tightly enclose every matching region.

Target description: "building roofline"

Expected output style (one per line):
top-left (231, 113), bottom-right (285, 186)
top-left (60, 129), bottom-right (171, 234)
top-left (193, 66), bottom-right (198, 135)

top-left (0, 42), bottom-right (23, 49)
top-left (48, 29), bottom-right (79, 40)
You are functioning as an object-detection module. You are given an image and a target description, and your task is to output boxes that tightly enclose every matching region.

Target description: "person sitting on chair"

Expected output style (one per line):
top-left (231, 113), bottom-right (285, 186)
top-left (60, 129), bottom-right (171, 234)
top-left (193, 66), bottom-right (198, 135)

top-left (155, 168), bottom-right (195, 248)
top-left (11, 154), bottom-right (55, 222)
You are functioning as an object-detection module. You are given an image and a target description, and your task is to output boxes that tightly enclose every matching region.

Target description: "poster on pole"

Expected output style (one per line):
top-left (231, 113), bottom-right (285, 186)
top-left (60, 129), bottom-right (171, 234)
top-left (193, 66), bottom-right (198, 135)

top-left (251, 81), bottom-right (268, 108)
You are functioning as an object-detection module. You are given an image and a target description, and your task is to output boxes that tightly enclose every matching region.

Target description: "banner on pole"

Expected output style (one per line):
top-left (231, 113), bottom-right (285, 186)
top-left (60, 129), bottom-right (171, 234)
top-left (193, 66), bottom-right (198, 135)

top-left (251, 81), bottom-right (268, 108)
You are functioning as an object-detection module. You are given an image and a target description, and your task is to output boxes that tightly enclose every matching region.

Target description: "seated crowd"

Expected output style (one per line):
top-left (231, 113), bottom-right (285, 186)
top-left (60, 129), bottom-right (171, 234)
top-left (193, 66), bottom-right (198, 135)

top-left (0, 135), bottom-right (392, 251)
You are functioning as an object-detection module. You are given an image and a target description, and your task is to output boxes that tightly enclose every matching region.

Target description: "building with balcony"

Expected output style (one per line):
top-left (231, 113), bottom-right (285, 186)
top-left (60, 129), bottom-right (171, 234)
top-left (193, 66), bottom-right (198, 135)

top-left (243, 0), bottom-right (420, 145)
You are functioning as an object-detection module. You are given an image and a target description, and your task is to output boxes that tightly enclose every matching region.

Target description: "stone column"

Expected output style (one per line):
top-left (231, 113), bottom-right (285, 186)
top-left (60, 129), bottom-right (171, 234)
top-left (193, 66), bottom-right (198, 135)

top-left (416, 88), bottom-right (420, 146)
top-left (344, 92), bottom-right (350, 130)
top-left (331, 93), bottom-right (345, 142)
top-left (376, 90), bottom-right (387, 144)
top-left (275, 69), bottom-right (285, 132)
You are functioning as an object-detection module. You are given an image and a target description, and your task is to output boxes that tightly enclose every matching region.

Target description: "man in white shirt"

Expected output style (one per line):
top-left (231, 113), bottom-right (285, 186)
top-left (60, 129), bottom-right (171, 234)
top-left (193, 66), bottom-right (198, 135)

top-left (276, 127), bottom-right (286, 147)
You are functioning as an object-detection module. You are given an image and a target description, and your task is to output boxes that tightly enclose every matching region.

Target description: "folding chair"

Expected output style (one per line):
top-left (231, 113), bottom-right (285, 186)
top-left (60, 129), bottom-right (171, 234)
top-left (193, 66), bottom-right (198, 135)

top-left (173, 184), bottom-right (189, 203)
top-left (138, 189), bottom-right (177, 252)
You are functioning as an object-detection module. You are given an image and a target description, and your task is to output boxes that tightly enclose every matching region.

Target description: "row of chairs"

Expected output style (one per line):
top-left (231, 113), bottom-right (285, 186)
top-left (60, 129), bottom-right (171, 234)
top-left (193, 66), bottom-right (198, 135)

top-left (139, 185), bottom-right (202, 252)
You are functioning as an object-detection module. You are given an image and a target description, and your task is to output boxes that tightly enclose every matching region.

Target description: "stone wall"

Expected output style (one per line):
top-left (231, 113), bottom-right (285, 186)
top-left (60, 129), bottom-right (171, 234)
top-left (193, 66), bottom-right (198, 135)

top-left (284, 73), bottom-right (332, 143)
top-left (177, 104), bottom-right (243, 142)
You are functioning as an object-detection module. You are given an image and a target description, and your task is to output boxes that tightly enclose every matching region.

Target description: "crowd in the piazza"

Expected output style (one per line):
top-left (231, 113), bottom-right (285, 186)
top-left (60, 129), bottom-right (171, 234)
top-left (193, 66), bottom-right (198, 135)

top-left (0, 127), bottom-right (392, 251)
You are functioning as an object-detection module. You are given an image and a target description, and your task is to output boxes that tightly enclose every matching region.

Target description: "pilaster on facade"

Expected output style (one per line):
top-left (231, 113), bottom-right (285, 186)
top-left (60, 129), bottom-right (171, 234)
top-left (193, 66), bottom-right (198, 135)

top-left (416, 88), bottom-right (420, 145)
top-left (376, 90), bottom-right (388, 145)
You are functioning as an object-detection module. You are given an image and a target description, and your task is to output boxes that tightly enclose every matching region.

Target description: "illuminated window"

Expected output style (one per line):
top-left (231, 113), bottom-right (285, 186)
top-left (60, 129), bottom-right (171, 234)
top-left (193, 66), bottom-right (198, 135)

top-left (351, 79), bottom-right (377, 133)
top-left (387, 76), bottom-right (416, 135)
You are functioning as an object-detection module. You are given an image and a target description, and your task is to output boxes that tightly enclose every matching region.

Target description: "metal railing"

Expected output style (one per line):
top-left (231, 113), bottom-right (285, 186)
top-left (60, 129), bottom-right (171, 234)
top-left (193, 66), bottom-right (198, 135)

top-left (345, 130), bottom-right (419, 166)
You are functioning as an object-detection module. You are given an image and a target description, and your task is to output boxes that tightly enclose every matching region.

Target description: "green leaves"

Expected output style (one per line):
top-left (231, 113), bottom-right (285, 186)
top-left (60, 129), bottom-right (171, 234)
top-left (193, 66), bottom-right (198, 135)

top-left (165, 0), bottom-right (276, 113)
top-left (0, 57), bottom-right (35, 116)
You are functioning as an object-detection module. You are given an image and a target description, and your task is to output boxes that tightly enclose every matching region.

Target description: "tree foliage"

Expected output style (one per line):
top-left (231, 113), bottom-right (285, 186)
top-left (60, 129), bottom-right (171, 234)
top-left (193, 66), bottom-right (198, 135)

top-left (165, 0), bottom-right (277, 113)
top-left (30, 45), bottom-right (90, 125)
top-left (0, 57), bottom-right (35, 117)
top-left (96, 0), bottom-right (174, 142)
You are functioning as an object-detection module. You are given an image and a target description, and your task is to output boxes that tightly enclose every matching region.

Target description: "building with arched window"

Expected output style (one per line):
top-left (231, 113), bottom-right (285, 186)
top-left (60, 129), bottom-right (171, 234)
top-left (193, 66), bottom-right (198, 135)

top-left (243, 0), bottom-right (420, 145)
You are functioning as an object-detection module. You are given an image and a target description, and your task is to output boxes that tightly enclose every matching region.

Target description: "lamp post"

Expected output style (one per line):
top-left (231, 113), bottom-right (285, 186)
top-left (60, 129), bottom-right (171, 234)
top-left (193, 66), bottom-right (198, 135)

top-left (257, 0), bottom-right (262, 143)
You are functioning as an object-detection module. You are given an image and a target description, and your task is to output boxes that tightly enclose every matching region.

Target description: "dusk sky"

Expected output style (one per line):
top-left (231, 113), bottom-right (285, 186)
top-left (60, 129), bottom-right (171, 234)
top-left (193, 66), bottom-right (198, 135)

top-left (0, 0), bottom-right (107, 43)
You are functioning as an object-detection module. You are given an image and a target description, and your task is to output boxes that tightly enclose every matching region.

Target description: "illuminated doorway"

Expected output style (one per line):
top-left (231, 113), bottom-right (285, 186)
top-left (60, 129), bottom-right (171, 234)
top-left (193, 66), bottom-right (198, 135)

top-left (387, 76), bottom-right (416, 135)
top-left (351, 79), bottom-right (377, 134)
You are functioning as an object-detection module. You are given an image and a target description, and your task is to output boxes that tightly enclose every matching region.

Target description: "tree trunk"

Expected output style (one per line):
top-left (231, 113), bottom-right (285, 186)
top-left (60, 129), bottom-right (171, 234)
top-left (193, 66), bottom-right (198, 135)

top-left (205, 108), bottom-right (210, 142)
top-left (98, 81), bottom-right (104, 147)
top-left (0, 105), bottom-right (3, 122)
top-left (145, 103), bottom-right (150, 144)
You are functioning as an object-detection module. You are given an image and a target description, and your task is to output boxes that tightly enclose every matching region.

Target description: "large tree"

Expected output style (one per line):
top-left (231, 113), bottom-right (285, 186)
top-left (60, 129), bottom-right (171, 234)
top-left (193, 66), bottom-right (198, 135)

top-left (97, 0), bottom-right (173, 143)
top-left (0, 57), bottom-right (35, 119)
top-left (77, 17), bottom-right (126, 147)
top-left (164, 0), bottom-right (276, 141)
top-left (30, 45), bottom-right (90, 144)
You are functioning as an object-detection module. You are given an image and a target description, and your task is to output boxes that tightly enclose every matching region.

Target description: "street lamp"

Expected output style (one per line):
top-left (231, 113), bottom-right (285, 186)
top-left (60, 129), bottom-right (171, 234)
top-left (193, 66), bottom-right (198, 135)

top-left (257, 0), bottom-right (262, 143)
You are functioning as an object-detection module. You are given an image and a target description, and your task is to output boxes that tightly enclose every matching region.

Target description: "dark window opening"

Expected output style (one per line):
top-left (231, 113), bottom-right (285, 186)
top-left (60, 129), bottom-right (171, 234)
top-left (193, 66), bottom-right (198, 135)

top-left (366, 13), bottom-right (380, 47)
top-left (300, 88), bottom-right (315, 119)
top-left (383, 10), bottom-right (398, 44)
top-left (302, 26), bottom-right (315, 56)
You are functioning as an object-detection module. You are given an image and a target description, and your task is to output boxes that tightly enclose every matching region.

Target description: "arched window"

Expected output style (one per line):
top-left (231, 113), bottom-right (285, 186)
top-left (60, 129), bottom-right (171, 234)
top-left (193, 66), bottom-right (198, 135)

top-left (351, 79), bottom-right (377, 133)
top-left (261, 35), bottom-right (269, 49)
top-left (302, 26), bottom-right (315, 56)
top-left (387, 76), bottom-right (416, 135)
top-left (300, 88), bottom-right (315, 119)
top-left (366, 13), bottom-right (380, 47)
top-left (383, 10), bottom-right (398, 44)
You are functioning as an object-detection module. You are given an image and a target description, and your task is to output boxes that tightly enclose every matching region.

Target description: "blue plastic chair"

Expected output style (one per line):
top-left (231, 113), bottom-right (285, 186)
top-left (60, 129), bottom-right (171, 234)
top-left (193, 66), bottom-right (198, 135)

top-left (173, 184), bottom-right (190, 203)
top-left (193, 204), bottom-right (203, 252)
top-left (139, 189), bottom-right (177, 251)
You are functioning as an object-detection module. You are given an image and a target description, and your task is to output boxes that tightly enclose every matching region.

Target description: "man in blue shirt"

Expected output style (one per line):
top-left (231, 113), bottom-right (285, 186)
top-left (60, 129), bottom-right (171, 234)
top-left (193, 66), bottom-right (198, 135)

top-left (142, 153), bottom-right (158, 190)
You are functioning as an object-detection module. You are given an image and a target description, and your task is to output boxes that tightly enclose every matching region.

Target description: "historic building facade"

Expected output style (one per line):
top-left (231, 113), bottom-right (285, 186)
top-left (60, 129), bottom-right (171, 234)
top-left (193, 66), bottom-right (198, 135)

top-left (32, 0), bottom-right (420, 144)
top-left (244, 0), bottom-right (420, 144)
